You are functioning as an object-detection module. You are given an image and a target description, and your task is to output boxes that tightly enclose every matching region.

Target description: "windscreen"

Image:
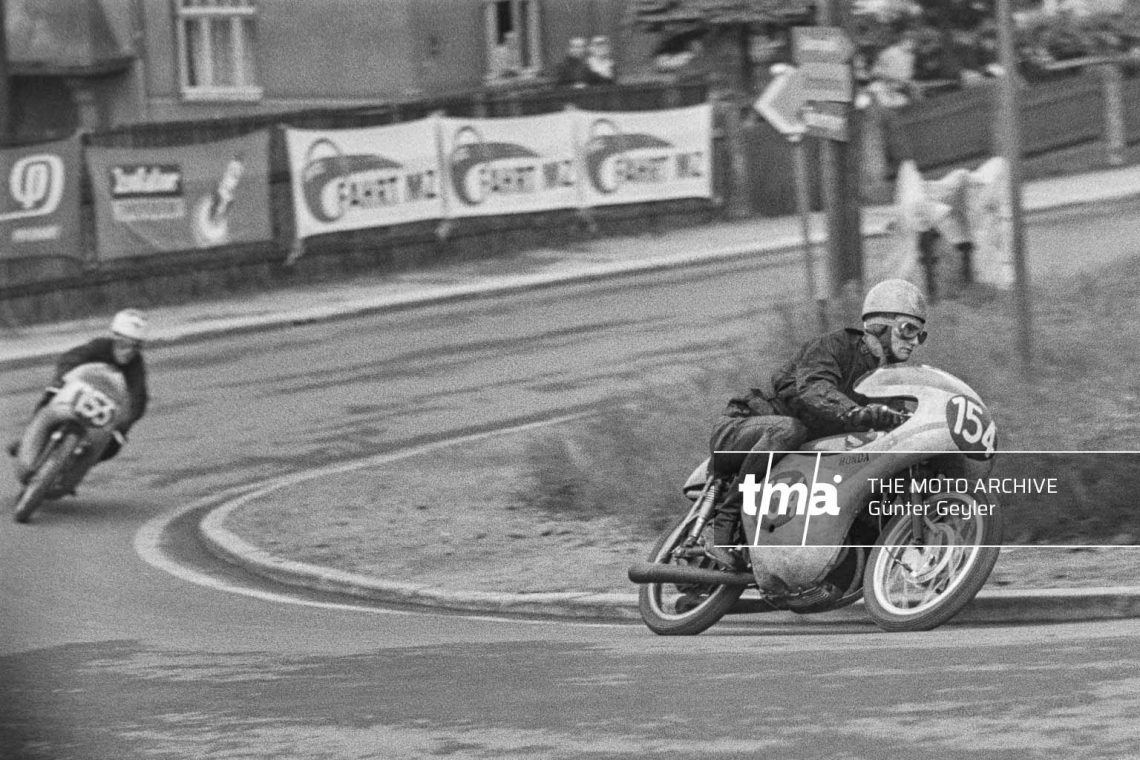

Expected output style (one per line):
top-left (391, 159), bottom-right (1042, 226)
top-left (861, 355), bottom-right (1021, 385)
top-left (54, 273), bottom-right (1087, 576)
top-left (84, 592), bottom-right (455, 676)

top-left (854, 364), bottom-right (979, 399)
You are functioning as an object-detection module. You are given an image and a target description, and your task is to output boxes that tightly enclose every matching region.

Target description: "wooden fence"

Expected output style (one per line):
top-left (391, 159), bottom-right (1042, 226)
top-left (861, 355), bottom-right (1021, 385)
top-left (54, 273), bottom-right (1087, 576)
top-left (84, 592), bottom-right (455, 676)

top-left (897, 68), bottom-right (1140, 173)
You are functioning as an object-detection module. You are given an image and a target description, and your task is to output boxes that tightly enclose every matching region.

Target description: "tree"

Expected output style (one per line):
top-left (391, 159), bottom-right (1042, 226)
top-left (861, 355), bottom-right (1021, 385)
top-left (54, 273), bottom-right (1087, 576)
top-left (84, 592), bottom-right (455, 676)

top-left (631, 0), bottom-right (814, 96)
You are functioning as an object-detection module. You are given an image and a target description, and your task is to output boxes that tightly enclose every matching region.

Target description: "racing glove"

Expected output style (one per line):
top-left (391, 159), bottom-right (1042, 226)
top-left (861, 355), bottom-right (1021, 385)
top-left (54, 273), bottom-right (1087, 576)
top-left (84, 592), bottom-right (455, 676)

top-left (845, 403), bottom-right (906, 430)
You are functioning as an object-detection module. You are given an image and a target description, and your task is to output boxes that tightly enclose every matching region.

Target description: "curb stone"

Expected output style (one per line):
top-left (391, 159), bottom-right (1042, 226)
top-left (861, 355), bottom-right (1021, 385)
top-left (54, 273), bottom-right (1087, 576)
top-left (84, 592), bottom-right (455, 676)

top-left (199, 498), bottom-right (644, 621)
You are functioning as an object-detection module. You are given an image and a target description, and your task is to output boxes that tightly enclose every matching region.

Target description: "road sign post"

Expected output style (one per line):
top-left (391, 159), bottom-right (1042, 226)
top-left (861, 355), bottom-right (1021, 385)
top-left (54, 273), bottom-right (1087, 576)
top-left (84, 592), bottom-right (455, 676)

top-left (755, 68), bottom-right (827, 331)
top-left (795, 13), bottom-right (862, 310)
top-left (791, 135), bottom-right (828, 332)
top-left (996, 0), bottom-right (1033, 373)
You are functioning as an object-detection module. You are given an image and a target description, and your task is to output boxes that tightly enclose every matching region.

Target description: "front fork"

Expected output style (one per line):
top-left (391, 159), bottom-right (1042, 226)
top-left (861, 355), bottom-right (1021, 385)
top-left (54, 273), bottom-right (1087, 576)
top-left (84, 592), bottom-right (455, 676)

top-left (679, 477), bottom-right (726, 549)
top-left (906, 465), bottom-right (932, 547)
top-left (909, 509), bottom-right (928, 547)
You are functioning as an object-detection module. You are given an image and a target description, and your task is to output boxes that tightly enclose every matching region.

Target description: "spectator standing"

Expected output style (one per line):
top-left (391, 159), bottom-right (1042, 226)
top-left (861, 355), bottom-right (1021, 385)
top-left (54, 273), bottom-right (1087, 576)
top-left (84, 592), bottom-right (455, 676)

top-left (585, 35), bottom-right (615, 84)
top-left (555, 37), bottom-right (591, 87)
top-left (655, 37), bottom-right (706, 78)
top-left (489, 31), bottom-right (522, 79)
top-left (858, 30), bottom-right (919, 172)
top-left (869, 31), bottom-right (918, 108)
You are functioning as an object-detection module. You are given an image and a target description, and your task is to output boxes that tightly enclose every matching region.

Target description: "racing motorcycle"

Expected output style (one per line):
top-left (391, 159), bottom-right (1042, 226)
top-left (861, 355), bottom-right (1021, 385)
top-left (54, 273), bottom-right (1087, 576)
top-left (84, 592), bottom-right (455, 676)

top-left (628, 363), bottom-right (1002, 634)
top-left (11, 363), bottom-right (132, 523)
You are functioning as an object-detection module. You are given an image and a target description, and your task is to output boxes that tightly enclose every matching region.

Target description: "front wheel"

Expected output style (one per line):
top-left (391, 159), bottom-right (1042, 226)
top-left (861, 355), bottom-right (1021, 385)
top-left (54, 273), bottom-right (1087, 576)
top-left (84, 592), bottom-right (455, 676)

top-left (637, 512), bottom-right (746, 636)
top-left (863, 493), bottom-right (1002, 632)
top-left (13, 432), bottom-right (78, 524)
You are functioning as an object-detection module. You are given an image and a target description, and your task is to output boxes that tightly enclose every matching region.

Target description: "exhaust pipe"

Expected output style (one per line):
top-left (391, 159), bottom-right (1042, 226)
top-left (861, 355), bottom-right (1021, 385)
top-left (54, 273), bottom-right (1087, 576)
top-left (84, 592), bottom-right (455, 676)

top-left (627, 561), bottom-right (755, 588)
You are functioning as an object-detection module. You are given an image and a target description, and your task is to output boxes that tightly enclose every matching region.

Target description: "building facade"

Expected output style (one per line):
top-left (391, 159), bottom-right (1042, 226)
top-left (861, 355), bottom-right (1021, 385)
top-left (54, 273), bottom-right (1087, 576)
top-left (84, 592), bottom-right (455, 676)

top-left (6, 0), bottom-right (655, 142)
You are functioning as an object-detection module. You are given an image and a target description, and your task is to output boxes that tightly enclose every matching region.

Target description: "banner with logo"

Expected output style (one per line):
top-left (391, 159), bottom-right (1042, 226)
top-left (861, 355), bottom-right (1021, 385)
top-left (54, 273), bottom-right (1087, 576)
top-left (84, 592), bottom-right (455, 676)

top-left (285, 118), bottom-right (445, 239)
top-left (438, 113), bottom-right (578, 218)
top-left (577, 104), bottom-right (712, 207)
top-left (0, 136), bottom-right (81, 260)
top-left (281, 105), bottom-right (712, 244)
top-left (86, 131), bottom-right (271, 259)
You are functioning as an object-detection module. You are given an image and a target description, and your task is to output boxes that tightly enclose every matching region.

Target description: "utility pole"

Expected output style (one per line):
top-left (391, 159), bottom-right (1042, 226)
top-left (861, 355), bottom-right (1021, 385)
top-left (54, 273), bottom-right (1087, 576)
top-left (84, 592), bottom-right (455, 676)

top-left (791, 133), bottom-right (828, 332)
top-left (996, 0), bottom-right (1033, 372)
top-left (818, 0), bottom-right (863, 317)
top-left (0, 0), bottom-right (12, 144)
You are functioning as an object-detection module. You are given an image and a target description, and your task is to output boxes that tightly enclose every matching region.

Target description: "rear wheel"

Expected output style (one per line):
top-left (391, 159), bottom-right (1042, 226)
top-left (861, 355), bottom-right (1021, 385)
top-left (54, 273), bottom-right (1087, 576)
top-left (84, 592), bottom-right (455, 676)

top-left (13, 432), bottom-right (78, 524)
top-left (863, 493), bottom-right (1002, 632)
top-left (637, 512), bottom-right (747, 636)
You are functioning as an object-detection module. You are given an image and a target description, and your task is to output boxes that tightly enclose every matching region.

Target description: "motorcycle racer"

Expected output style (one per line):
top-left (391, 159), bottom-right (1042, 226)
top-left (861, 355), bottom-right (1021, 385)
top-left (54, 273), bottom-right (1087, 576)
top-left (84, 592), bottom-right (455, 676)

top-left (704, 279), bottom-right (927, 569)
top-left (9, 309), bottom-right (150, 482)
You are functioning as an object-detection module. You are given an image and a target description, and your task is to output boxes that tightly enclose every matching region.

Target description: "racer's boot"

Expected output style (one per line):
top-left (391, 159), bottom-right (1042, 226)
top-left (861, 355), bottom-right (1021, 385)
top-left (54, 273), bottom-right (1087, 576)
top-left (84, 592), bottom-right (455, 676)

top-left (704, 447), bottom-right (792, 571)
top-left (705, 479), bottom-right (745, 571)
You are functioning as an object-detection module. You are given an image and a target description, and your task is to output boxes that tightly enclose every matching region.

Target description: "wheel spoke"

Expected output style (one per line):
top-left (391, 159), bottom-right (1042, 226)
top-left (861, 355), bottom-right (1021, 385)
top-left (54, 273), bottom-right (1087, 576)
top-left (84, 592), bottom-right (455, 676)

top-left (872, 506), bottom-right (990, 615)
top-left (917, 570), bottom-right (941, 607)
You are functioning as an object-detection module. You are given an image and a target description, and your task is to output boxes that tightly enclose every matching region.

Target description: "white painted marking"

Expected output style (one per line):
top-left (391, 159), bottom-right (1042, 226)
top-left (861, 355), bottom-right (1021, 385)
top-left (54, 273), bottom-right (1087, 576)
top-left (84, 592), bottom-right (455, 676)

top-left (134, 413), bottom-right (628, 627)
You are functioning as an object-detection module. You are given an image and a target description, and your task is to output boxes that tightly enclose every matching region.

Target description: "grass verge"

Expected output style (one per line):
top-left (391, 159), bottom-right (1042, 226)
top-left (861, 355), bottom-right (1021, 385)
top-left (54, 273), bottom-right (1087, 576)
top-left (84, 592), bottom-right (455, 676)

top-left (517, 255), bottom-right (1140, 544)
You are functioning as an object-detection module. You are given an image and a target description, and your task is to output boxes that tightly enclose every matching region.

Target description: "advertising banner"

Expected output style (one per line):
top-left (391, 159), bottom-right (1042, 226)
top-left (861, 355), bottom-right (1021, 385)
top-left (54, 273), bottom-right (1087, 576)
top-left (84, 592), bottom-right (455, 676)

top-left (283, 106), bottom-right (712, 242)
top-left (0, 136), bottom-right (81, 260)
top-left (438, 113), bottom-right (579, 218)
top-left (86, 131), bottom-right (271, 259)
top-left (285, 118), bottom-right (445, 239)
top-left (577, 104), bottom-right (712, 207)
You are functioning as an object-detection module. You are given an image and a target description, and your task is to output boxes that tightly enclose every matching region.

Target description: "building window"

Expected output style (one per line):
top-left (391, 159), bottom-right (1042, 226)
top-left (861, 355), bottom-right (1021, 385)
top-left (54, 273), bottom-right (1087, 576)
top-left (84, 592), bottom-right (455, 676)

top-left (176, 0), bottom-right (262, 101)
top-left (484, 0), bottom-right (542, 81)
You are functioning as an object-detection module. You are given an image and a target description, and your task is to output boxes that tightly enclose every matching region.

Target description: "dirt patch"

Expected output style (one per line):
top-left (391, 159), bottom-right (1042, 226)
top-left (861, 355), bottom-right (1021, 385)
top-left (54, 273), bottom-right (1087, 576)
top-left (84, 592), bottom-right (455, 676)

top-left (223, 427), bottom-right (1140, 595)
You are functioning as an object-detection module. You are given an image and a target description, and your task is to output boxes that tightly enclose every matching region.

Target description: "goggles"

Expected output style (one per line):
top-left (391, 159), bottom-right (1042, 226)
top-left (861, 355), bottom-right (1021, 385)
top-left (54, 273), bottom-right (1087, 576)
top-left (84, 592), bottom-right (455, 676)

top-left (112, 335), bottom-right (144, 350)
top-left (894, 319), bottom-right (927, 344)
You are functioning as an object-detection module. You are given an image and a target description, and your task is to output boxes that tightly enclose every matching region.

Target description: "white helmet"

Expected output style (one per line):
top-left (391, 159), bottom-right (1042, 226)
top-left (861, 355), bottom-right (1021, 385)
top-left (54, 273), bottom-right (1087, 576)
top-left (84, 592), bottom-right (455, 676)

top-left (110, 309), bottom-right (148, 342)
top-left (861, 279), bottom-right (927, 323)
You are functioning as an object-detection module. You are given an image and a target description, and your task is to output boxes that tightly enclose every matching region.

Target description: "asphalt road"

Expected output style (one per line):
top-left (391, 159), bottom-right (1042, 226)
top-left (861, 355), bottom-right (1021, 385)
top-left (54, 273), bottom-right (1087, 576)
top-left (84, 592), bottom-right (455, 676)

top-left (3, 200), bottom-right (1140, 759)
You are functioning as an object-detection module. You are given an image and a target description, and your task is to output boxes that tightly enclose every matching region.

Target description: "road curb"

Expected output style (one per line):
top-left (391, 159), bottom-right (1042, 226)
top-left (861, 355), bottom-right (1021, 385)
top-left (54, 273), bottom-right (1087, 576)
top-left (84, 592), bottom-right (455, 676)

top-left (199, 498), bottom-right (643, 620)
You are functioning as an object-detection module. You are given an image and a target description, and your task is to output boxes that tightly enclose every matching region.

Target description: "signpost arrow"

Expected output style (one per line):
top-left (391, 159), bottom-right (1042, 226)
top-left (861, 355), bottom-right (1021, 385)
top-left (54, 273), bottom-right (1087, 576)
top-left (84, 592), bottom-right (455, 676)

top-left (802, 101), bottom-right (848, 142)
top-left (754, 66), bottom-right (809, 137)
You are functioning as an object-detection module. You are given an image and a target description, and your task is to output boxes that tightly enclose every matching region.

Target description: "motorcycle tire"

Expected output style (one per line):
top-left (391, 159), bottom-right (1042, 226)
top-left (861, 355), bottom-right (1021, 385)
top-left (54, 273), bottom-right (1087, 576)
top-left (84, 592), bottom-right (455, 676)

top-left (13, 432), bottom-right (78, 524)
top-left (637, 512), bottom-right (746, 636)
top-left (863, 493), bottom-right (1003, 632)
